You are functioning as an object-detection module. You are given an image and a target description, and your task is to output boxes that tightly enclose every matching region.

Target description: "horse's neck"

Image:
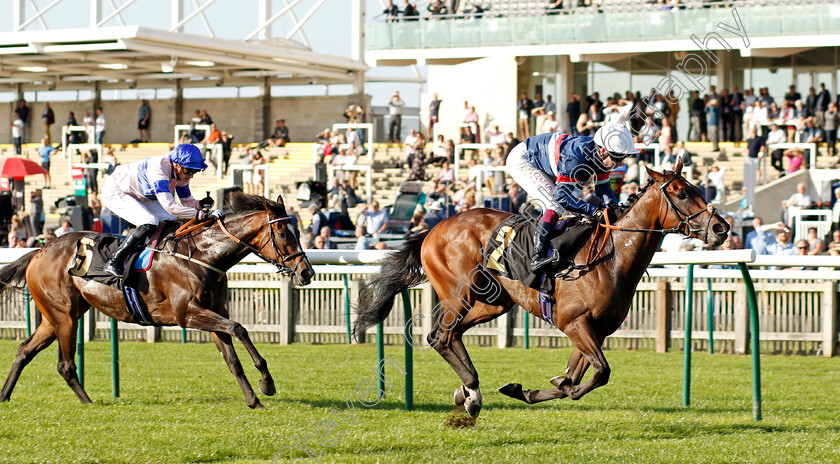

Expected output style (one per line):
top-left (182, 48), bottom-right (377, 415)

top-left (192, 214), bottom-right (260, 271)
top-left (610, 189), bottom-right (664, 281)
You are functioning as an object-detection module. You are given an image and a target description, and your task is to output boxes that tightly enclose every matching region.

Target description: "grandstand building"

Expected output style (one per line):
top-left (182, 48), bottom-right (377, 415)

top-left (367, 1), bottom-right (840, 141)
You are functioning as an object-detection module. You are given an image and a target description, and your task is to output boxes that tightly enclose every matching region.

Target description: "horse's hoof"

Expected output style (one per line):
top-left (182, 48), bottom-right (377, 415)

top-left (259, 378), bottom-right (276, 396)
top-left (465, 398), bottom-right (482, 418)
top-left (498, 383), bottom-right (523, 399)
top-left (454, 385), bottom-right (467, 407)
top-left (549, 375), bottom-right (567, 388)
top-left (249, 400), bottom-right (265, 409)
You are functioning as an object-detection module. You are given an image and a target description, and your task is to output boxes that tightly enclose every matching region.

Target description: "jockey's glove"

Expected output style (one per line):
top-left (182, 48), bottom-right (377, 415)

top-left (607, 203), bottom-right (621, 223)
top-left (208, 209), bottom-right (226, 221)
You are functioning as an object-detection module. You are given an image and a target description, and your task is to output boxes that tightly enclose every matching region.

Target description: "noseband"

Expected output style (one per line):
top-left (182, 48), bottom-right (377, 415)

top-left (657, 175), bottom-right (718, 238)
top-left (217, 211), bottom-right (307, 276)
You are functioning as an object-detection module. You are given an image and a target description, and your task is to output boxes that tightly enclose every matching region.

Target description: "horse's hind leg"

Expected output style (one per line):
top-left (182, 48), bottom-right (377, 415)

top-left (54, 311), bottom-right (92, 404)
top-left (559, 318), bottom-right (610, 400)
top-left (210, 332), bottom-right (262, 409)
top-left (0, 319), bottom-right (57, 401)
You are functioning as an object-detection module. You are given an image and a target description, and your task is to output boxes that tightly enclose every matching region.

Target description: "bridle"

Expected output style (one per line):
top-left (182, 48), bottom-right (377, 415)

top-left (216, 210), bottom-right (307, 276)
top-left (602, 175), bottom-right (718, 238)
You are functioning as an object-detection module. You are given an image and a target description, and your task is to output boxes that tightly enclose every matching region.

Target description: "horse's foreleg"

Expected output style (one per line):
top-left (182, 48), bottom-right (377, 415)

top-left (225, 313), bottom-right (275, 397)
top-left (559, 318), bottom-right (610, 400)
top-left (210, 332), bottom-right (263, 409)
top-left (186, 309), bottom-right (268, 407)
top-left (0, 319), bottom-right (56, 401)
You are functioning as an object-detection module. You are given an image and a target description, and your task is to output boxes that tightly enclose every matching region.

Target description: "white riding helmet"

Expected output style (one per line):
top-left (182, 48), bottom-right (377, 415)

top-left (594, 123), bottom-right (639, 156)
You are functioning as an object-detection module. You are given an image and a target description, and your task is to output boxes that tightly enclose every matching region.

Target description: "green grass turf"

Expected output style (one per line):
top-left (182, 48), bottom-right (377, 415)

top-left (0, 340), bottom-right (839, 463)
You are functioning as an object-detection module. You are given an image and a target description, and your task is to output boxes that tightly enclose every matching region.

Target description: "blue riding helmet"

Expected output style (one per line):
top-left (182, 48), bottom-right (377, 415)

top-left (168, 144), bottom-right (208, 171)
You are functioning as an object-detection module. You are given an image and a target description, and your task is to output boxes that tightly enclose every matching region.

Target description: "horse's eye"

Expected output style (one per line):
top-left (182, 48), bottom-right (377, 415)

top-left (278, 232), bottom-right (287, 240)
top-left (677, 191), bottom-right (688, 200)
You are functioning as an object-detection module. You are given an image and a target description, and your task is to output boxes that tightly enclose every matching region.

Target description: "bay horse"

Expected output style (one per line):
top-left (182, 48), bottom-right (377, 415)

top-left (0, 193), bottom-right (313, 408)
top-left (354, 163), bottom-right (728, 418)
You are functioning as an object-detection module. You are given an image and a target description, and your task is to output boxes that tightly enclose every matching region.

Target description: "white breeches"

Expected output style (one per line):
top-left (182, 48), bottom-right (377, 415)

top-left (101, 175), bottom-right (177, 226)
top-left (505, 143), bottom-right (560, 213)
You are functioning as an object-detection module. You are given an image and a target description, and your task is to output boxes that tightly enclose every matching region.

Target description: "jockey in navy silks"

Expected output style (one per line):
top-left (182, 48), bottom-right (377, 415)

top-left (101, 144), bottom-right (220, 277)
top-left (505, 123), bottom-right (639, 273)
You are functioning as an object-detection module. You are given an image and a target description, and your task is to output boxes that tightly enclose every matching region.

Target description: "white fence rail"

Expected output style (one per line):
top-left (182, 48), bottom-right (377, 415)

top-left (1, 250), bottom-right (838, 355)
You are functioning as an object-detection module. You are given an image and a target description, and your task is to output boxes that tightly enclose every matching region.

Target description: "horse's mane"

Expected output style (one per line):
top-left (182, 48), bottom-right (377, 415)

top-left (619, 170), bottom-right (697, 218)
top-left (226, 192), bottom-right (287, 217)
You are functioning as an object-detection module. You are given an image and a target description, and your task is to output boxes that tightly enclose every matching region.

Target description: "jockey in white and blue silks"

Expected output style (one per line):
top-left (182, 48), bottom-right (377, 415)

top-left (101, 144), bottom-right (222, 277)
top-left (506, 123), bottom-right (639, 273)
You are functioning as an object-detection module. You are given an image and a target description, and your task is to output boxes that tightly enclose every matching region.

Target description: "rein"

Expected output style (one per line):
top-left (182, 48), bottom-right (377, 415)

top-left (216, 212), bottom-right (306, 275)
top-left (564, 175), bottom-right (718, 273)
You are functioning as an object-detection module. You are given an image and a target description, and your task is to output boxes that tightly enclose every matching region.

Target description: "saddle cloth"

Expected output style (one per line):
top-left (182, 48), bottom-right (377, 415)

top-left (68, 223), bottom-right (172, 326)
top-left (482, 214), bottom-right (592, 288)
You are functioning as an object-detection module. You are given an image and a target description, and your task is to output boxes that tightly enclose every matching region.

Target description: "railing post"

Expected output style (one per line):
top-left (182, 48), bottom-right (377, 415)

top-left (145, 326), bottom-right (161, 343)
top-left (738, 263), bottom-right (762, 421)
top-left (84, 310), bottom-right (96, 342)
top-left (111, 318), bottom-right (119, 398)
top-left (656, 279), bottom-right (672, 353)
top-left (76, 316), bottom-right (84, 388)
top-left (707, 278), bottom-right (714, 354)
top-left (523, 310), bottom-right (530, 350)
top-left (497, 310), bottom-right (513, 348)
top-left (349, 278), bottom-right (363, 344)
top-left (734, 285), bottom-right (749, 355)
top-left (421, 282), bottom-right (435, 344)
top-left (683, 264), bottom-right (694, 407)
top-left (822, 280), bottom-right (837, 357)
top-left (343, 275), bottom-right (352, 344)
top-left (24, 286), bottom-right (31, 337)
top-left (278, 276), bottom-right (295, 345)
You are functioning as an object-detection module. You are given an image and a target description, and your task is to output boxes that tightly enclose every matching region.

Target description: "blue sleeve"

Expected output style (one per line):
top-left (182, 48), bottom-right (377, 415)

top-left (175, 185), bottom-right (191, 198)
top-left (153, 180), bottom-right (171, 194)
top-left (552, 183), bottom-right (597, 215)
top-left (595, 181), bottom-right (617, 207)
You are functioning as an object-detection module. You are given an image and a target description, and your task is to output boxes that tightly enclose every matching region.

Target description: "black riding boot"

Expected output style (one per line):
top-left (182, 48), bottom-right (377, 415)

top-left (530, 220), bottom-right (559, 274)
top-left (104, 224), bottom-right (155, 277)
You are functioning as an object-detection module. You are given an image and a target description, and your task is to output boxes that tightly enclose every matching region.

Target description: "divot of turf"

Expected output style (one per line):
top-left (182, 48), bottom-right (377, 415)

top-left (444, 408), bottom-right (477, 428)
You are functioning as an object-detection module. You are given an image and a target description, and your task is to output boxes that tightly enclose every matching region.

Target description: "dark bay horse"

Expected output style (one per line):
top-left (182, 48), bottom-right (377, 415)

top-left (354, 164), bottom-right (728, 418)
top-left (0, 193), bottom-right (313, 408)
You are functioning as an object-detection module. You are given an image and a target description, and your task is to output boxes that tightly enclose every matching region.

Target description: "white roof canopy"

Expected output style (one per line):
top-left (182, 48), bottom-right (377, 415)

top-left (0, 26), bottom-right (368, 90)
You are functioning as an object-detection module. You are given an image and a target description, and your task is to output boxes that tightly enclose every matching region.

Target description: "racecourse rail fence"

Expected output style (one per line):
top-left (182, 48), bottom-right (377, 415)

top-left (1, 249), bottom-right (838, 356)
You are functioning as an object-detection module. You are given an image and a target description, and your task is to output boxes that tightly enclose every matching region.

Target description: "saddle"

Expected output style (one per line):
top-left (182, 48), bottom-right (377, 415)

top-left (69, 222), bottom-right (174, 326)
top-left (482, 214), bottom-right (594, 324)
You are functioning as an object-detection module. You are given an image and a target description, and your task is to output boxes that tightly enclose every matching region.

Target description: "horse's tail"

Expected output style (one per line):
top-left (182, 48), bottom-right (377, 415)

top-left (0, 250), bottom-right (37, 297)
top-left (353, 230), bottom-right (429, 339)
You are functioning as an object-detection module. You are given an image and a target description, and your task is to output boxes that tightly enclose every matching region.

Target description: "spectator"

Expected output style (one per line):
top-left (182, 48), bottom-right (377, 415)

top-left (566, 93), bottom-right (581, 135)
top-left (66, 111), bottom-right (81, 145)
top-left (27, 189), bottom-right (43, 236)
top-left (784, 85), bottom-right (801, 106)
top-left (705, 164), bottom-right (725, 202)
top-left (764, 226), bottom-right (795, 256)
top-left (827, 229), bottom-right (840, 256)
top-left (623, 157), bottom-right (639, 185)
top-left (800, 118), bottom-right (822, 147)
top-left (83, 149), bottom-right (99, 194)
top-left (517, 92), bottom-right (534, 140)
top-left (332, 147), bottom-right (347, 183)
top-left (260, 119), bottom-right (290, 148)
top-left (309, 204), bottom-right (328, 234)
top-left (428, 93), bottom-right (442, 138)
top-left (427, 0), bottom-right (448, 17)
top-left (199, 109), bottom-right (213, 125)
top-left (806, 227), bottom-right (825, 255)
top-left (404, 129), bottom-right (419, 169)
top-left (383, 0), bottom-right (399, 21)
top-left (485, 125), bottom-right (505, 147)
top-left (138, 99), bottom-right (151, 142)
top-left (319, 226), bottom-right (336, 249)
top-left (460, 125), bottom-right (476, 145)
top-left (82, 111), bottom-right (94, 141)
top-left (508, 183), bottom-right (527, 214)
top-left (388, 91), bottom-right (405, 144)
top-left (409, 133), bottom-right (427, 181)
top-left (354, 225), bottom-right (371, 250)
top-left (745, 217), bottom-right (776, 255)
top-left (11, 115), bottom-right (24, 155)
top-left (219, 130), bottom-right (234, 176)
top-left (344, 144), bottom-right (360, 189)
top-left (531, 106), bottom-right (547, 135)
top-left (10, 215), bottom-right (28, 242)
top-left (815, 83), bottom-right (831, 128)
top-left (576, 113), bottom-right (594, 137)
top-left (313, 235), bottom-right (327, 250)
top-left (503, 132), bottom-right (519, 159)
top-left (104, 148), bottom-right (119, 175)
top-left (673, 140), bottom-right (693, 167)
top-left (767, 123), bottom-right (787, 174)
top-left (825, 103), bottom-right (838, 158)
top-left (55, 220), bottom-right (74, 238)
top-left (784, 148), bottom-right (805, 175)
top-left (38, 138), bottom-right (57, 189)
top-left (361, 201), bottom-right (389, 236)
top-left (464, 105), bottom-right (480, 135)
top-left (424, 200), bottom-right (446, 228)
top-left (745, 128), bottom-right (765, 163)
top-left (89, 191), bottom-right (102, 218)
top-left (782, 182), bottom-right (811, 228)
top-left (705, 98), bottom-right (720, 151)
top-left (249, 150), bottom-right (265, 195)
top-left (402, 1), bottom-right (419, 20)
top-left (41, 103), bottom-right (55, 145)
top-left (94, 107), bottom-right (105, 144)
top-left (544, 95), bottom-right (556, 115)
top-left (15, 99), bottom-right (29, 144)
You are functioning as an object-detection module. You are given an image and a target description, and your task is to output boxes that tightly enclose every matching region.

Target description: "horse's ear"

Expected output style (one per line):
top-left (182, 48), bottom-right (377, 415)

top-left (674, 156), bottom-right (684, 175)
top-left (645, 165), bottom-right (662, 181)
top-left (276, 194), bottom-right (284, 206)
